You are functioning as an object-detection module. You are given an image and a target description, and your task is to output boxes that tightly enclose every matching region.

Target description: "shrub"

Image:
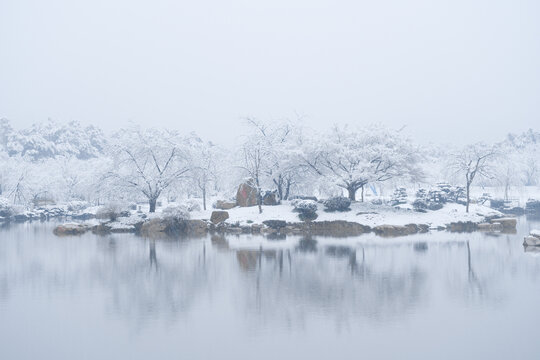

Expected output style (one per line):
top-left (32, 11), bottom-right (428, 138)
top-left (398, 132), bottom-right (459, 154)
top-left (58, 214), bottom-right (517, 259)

top-left (292, 199), bottom-right (318, 221)
top-left (96, 203), bottom-right (129, 221)
top-left (0, 197), bottom-right (16, 218)
top-left (67, 201), bottom-right (89, 212)
top-left (161, 204), bottom-right (190, 221)
top-left (323, 196), bottom-right (351, 212)
top-left (185, 199), bottom-right (201, 212)
top-left (390, 187), bottom-right (408, 206)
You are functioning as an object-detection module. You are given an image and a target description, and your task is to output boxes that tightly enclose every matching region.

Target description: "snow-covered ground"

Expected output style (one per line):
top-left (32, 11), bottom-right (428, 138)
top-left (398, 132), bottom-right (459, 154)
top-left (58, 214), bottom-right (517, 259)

top-left (470, 186), bottom-right (540, 205)
top-left (190, 201), bottom-right (502, 229)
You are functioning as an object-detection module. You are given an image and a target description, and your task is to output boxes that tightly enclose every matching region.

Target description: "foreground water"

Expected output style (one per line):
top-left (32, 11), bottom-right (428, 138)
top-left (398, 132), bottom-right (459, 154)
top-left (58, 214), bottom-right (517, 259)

top-left (1, 218), bottom-right (540, 360)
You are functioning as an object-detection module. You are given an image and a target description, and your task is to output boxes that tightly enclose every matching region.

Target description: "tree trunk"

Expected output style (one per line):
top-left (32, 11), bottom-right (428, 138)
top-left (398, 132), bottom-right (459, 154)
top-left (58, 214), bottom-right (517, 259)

top-left (255, 179), bottom-right (263, 214)
top-left (347, 186), bottom-right (356, 201)
top-left (275, 177), bottom-right (283, 201)
top-left (466, 182), bottom-right (470, 213)
top-left (284, 179), bottom-right (291, 201)
top-left (149, 198), bottom-right (157, 213)
top-left (202, 186), bottom-right (207, 211)
top-left (361, 185), bottom-right (364, 202)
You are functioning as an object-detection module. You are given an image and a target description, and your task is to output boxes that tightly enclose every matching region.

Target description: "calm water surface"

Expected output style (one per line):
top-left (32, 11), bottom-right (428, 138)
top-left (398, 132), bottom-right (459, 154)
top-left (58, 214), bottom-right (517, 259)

top-left (1, 218), bottom-right (540, 360)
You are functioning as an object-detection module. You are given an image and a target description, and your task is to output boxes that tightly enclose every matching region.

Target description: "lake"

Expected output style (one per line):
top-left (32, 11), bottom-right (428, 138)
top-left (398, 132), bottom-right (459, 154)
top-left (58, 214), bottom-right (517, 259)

top-left (1, 218), bottom-right (540, 360)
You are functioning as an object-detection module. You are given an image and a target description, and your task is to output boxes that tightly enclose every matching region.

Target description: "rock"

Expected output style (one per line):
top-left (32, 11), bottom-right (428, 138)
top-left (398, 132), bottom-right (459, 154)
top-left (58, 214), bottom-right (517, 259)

top-left (524, 236), bottom-right (540, 246)
top-left (251, 224), bottom-right (263, 233)
top-left (14, 214), bottom-right (30, 222)
top-left (478, 223), bottom-right (503, 232)
top-left (490, 217), bottom-right (517, 229)
top-left (262, 220), bottom-right (287, 229)
top-left (182, 219), bottom-right (208, 236)
top-left (447, 221), bottom-right (478, 232)
top-left (306, 221), bottom-right (371, 237)
top-left (215, 200), bottom-right (236, 210)
top-left (140, 218), bottom-right (168, 236)
top-left (141, 218), bottom-right (208, 236)
top-left (53, 223), bottom-right (89, 236)
top-left (210, 211), bottom-right (229, 224)
top-left (373, 224), bottom-right (417, 237)
top-left (262, 191), bottom-right (279, 206)
top-left (236, 180), bottom-right (258, 207)
top-left (226, 227), bottom-right (243, 234)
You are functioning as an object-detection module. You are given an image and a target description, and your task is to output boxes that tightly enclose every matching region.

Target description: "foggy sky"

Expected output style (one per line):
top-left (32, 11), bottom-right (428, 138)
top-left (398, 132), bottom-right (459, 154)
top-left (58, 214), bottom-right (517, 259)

top-left (1, 0), bottom-right (539, 145)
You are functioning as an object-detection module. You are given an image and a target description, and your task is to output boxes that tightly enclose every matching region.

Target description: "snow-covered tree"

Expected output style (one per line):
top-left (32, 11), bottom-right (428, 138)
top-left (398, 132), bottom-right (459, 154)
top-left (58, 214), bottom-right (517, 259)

top-left (106, 127), bottom-right (192, 212)
top-left (243, 119), bottom-right (308, 201)
top-left (303, 125), bottom-right (423, 201)
top-left (190, 136), bottom-right (222, 210)
top-left (450, 143), bottom-right (497, 212)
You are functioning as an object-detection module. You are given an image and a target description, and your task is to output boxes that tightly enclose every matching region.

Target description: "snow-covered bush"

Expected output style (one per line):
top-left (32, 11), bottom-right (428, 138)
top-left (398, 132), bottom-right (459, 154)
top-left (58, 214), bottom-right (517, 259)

top-left (161, 204), bottom-right (190, 221)
top-left (67, 201), bottom-right (89, 212)
top-left (323, 196), bottom-right (351, 212)
top-left (526, 199), bottom-right (540, 214)
top-left (0, 197), bottom-right (17, 218)
top-left (96, 203), bottom-right (129, 221)
top-left (390, 187), bottom-right (408, 206)
top-left (292, 199), bottom-right (318, 221)
top-left (185, 199), bottom-right (201, 212)
top-left (413, 188), bottom-right (443, 211)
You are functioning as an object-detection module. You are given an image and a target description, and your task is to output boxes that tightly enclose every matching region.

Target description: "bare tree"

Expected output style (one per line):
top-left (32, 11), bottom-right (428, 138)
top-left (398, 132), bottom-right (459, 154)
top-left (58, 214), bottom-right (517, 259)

top-left (450, 143), bottom-right (497, 212)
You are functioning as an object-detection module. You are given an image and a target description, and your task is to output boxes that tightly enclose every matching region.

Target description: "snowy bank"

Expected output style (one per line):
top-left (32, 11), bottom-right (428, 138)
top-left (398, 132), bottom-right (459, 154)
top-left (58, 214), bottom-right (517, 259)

top-left (51, 200), bottom-right (516, 238)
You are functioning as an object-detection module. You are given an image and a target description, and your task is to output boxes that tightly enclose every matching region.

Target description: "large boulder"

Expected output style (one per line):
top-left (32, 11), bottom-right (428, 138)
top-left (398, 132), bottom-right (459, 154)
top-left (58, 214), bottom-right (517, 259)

top-left (490, 217), bottom-right (517, 230)
top-left (236, 180), bottom-right (258, 207)
top-left (182, 219), bottom-right (208, 236)
top-left (524, 230), bottom-right (540, 246)
top-left (54, 223), bottom-right (89, 236)
top-left (447, 221), bottom-right (477, 232)
top-left (373, 224), bottom-right (417, 237)
top-left (140, 218), bottom-right (168, 236)
top-left (305, 221), bottom-right (370, 237)
top-left (210, 211), bottom-right (229, 224)
top-left (524, 236), bottom-right (540, 246)
top-left (215, 200), bottom-right (236, 210)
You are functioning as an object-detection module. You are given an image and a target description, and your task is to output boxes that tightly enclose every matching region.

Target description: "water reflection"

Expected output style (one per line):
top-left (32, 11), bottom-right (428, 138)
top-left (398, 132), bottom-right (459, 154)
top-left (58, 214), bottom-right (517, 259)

top-left (1, 220), bottom-right (540, 359)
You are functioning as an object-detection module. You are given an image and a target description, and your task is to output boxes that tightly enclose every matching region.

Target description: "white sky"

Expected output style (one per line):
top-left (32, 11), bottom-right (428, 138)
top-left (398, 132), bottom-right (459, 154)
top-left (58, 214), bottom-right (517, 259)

top-left (1, 0), bottom-right (539, 145)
